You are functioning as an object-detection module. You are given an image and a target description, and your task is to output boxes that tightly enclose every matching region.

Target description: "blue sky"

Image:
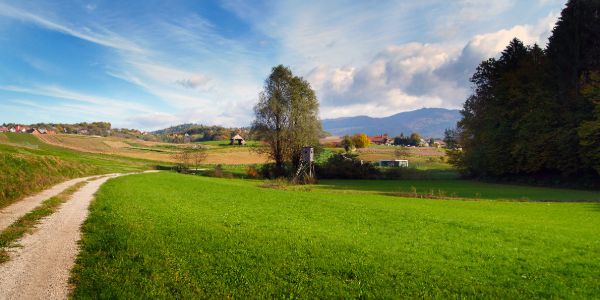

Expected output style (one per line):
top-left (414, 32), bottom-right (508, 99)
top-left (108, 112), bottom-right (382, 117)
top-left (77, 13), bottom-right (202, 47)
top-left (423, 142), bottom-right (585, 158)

top-left (0, 0), bottom-right (566, 130)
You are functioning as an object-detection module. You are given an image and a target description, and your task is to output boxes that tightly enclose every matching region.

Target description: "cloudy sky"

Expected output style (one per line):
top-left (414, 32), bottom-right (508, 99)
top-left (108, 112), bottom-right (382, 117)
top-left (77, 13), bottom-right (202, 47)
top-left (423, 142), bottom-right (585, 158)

top-left (0, 0), bottom-right (566, 130)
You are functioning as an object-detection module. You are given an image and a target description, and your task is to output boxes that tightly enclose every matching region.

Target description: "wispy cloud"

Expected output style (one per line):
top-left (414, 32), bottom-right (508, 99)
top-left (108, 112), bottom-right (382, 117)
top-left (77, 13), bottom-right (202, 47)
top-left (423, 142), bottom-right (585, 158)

top-left (0, 2), bottom-right (145, 53)
top-left (0, 85), bottom-right (154, 114)
top-left (0, 0), bottom-right (567, 128)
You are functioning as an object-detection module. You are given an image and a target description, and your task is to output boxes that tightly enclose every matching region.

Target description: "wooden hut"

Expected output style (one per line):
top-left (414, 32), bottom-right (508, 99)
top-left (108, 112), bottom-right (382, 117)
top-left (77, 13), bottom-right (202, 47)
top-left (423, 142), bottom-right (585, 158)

top-left (230, 134), bottom-right (246, 145)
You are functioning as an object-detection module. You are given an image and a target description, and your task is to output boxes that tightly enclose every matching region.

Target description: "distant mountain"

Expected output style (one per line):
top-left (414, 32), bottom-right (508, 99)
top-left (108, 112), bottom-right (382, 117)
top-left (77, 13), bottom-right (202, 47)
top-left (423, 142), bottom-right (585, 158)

top-left (321, 108), bottom-right (461, 138)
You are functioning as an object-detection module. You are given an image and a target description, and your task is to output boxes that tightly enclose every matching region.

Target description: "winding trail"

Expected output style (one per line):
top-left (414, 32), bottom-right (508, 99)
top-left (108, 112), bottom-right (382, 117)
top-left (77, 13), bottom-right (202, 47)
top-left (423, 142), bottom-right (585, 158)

top-left (0, 176), bottom-right (97, 232)
top-left (0, 173), bottom-right (125, 299)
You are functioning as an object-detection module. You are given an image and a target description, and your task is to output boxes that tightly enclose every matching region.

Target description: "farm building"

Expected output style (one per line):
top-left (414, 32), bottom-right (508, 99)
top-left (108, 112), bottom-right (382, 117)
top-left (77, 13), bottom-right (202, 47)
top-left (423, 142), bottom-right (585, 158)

top-left (433, 140), bottom-right (446, 148)
top-left (37, 128), bottom-right (56, 135)
top-left (379, 160), bottom-right (409, 167)
top-left (369, 135), bottom-right (392, 145)
top-left (0, 126), bottom-right (8, 132)
top-left (26, 128), bottom-right (41, 135)
top-left (230, 134), bottom-right (246, 145)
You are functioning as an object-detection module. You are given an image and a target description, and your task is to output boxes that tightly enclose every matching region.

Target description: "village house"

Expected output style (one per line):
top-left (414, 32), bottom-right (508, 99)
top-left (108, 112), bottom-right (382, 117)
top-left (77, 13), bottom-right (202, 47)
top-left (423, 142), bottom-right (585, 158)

top-left (369, 135), bottom-right (392, 146)
top-left (433, 140), bottom-right (446, 148)
top-left (0, 126), bottom-right (8, 133)
top-left (230, 134), bottom-right (246, 145)
top-left (37, 128), bottom-right (56, 135)
top-left (15, 125), bottom-right (29, 133)
top-left (26, 128), bottom-right (41, 135)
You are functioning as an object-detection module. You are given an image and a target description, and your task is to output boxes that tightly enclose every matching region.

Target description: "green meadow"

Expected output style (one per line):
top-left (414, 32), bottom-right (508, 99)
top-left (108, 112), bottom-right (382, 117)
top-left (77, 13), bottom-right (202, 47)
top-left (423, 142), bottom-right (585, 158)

top-left (314, 179), bottom-right (600, 202)
top-left (71, 172), bottom-right (600, 299)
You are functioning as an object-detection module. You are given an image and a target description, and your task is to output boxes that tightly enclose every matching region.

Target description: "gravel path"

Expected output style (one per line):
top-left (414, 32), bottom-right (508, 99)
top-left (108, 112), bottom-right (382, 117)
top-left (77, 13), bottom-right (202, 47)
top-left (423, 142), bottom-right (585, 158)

top-left (0, 176), bottom-right (97, 232)
top-left (0, 174), bottom-right (121, 300)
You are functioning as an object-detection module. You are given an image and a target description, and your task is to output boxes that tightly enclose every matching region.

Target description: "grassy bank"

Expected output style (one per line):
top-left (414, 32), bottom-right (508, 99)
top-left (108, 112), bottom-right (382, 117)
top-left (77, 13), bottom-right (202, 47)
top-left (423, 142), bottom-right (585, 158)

top-left (0, 133), bottom-right (153, 208)
top-left (71, 173), bottom-right (599, 298)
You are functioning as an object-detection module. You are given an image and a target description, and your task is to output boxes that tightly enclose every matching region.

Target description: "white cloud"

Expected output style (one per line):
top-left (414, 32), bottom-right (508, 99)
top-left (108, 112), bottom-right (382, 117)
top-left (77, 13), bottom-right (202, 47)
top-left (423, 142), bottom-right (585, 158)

top-left (0, 0), bottom-right (567, 128)
top-left (309, 13), bottom-right (560, 119)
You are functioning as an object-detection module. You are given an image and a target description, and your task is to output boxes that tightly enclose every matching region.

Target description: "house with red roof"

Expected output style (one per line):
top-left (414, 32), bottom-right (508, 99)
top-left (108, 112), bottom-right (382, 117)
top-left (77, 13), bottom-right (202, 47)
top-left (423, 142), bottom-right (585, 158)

top-left (368, 135), bottom-right (392, 146)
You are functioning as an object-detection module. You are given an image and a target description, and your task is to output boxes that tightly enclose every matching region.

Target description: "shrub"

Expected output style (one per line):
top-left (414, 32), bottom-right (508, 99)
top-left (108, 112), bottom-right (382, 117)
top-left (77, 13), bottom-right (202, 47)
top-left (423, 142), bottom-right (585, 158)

top-left (352, 133), bottom-right (370, 148)
top-left (214, 165), bottom-right (223, 177)
top-left (316, 153), bottom-right (379, 179)
top-left (246, 165), bottom-right (259, 179)
top-left (259, 163), bottom-right (293, 179)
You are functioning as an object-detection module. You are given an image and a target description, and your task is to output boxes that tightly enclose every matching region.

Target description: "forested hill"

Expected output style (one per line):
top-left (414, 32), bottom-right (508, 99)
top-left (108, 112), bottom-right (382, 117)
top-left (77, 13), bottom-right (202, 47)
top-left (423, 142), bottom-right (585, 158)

top-left (321, 108), bottom-right (461, 138)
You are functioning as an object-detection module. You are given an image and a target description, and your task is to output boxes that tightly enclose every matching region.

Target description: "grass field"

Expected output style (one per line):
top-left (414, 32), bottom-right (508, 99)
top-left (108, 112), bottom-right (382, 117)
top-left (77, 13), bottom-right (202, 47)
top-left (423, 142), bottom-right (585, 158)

top-left (71, 172), bottom-right (600, 298)
top-left (0, 133), bottom-right (153, 208)
top-left (314, 179), bottom-right (600, 201)
top-left (37, 134), bottom-right (268, 164)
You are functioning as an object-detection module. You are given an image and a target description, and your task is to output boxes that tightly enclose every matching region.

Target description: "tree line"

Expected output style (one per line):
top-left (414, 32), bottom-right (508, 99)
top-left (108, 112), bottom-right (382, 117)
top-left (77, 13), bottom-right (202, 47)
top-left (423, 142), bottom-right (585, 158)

top-left (449, 0), bottom-right (600, 185)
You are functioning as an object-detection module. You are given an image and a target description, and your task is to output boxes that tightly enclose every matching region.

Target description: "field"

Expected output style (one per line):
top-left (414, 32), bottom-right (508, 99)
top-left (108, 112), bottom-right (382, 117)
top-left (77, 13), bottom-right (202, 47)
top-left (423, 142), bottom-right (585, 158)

top-left (37, 134), bottom-right (268, 164)
top-left (71, 172), bottom-right (600, 298)
top-left (314, 179), bottom-right (600, 201)
top-left (36, 133), bottom-right (448, 168)
top-left (0, 133), bottom-right (153, 208)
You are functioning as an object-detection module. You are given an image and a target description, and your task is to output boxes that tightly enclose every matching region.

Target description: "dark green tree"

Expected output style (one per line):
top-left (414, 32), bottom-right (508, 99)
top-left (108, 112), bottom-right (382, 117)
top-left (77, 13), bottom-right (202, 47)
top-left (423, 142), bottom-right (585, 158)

top-left (340, 135), bottom-right (354, 152)
top-left (544, 0), bottom-right (600, 175)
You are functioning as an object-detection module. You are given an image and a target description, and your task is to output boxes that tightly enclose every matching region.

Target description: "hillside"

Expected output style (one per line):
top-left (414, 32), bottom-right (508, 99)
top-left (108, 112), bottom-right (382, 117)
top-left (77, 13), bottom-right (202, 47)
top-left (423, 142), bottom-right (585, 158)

top-left (0, 133), bottom-right (153, 208)
top-left (322, 108), bottom-right (461, 137)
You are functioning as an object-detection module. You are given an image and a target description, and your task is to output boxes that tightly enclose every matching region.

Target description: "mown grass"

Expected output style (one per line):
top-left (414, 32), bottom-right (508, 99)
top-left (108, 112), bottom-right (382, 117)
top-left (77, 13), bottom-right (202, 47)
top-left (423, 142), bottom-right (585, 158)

top-left (0, 181), bottom-right (87, 262)
top-left (71, 172), bottom-right (600, 298)
top-left (314, 179), bottom-right (600, 202)
top-left (0, 133), bottom-right (153, 208)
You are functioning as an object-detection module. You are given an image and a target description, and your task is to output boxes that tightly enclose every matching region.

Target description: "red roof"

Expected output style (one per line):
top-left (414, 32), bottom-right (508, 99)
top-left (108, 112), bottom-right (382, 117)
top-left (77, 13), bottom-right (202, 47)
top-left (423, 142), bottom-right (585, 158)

top-left (369, 135), bottom-right (389, 143)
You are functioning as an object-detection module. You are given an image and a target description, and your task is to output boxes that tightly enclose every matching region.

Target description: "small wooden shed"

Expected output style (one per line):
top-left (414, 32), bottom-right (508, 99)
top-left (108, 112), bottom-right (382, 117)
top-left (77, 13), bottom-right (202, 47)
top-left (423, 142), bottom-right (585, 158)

top-left (230, 134), bottom-right (246, 145)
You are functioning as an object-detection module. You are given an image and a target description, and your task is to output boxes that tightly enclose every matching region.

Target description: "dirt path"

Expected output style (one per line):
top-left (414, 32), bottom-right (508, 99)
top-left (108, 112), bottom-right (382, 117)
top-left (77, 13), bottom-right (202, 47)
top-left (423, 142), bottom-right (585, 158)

top-left (0, 174), bottom-right (121, 300)
top-left (0, 176), bottom-right (97, 232)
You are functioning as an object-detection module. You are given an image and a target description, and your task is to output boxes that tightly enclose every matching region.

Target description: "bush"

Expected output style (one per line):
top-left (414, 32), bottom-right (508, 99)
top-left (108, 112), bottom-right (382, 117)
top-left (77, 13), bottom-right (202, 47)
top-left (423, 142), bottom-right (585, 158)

top-left (316, 153), bottom-right (379, 179)
top-left (259, 163), bottom-right (294, 179)
top-left (204, 164), bottom-right (232, 178)
top-left (246, 165), bottom-right (259, 179)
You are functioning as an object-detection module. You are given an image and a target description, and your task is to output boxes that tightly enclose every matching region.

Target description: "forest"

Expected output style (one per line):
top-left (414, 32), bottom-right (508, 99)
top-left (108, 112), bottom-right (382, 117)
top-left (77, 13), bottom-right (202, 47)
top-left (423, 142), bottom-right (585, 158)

top-left (450, 0), bottom-right (600, 186)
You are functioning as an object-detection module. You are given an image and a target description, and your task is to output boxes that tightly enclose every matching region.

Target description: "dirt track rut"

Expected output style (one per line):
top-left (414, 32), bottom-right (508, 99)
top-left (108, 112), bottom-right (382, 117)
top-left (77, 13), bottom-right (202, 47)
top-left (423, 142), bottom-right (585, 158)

top-left (0, 174), bottom-right (120, 300)
top-left (0, 176), bottom-right (96, 231)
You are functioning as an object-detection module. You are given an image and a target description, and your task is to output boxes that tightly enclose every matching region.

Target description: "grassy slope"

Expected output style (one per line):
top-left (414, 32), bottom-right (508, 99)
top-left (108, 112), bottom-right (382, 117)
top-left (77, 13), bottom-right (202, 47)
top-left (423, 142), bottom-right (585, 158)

top-left (0, 133), bottom-right (153, 208)
top-left (72, 173), bottom-right (600, 298)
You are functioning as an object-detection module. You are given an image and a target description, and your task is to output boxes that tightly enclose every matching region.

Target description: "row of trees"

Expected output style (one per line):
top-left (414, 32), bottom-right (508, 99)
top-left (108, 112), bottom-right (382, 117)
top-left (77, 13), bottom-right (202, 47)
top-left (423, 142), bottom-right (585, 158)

top-left (451, 0), bottom-right (600, 183)
top-left (154, 124), bottom-right (253, 143)
top-left (393, 133), bottom-right (423, 147)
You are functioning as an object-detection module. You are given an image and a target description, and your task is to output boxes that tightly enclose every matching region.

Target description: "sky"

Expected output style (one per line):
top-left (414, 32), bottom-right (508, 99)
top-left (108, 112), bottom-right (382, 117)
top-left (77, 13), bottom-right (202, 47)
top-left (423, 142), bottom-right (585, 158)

top-left (0, 0), bottom-right (567, 130)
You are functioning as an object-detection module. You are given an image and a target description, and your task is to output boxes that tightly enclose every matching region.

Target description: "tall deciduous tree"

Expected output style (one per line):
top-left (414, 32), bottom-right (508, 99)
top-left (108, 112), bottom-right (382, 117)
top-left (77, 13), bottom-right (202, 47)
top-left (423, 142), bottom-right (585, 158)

top-left (252, 65), bottom-right (321, 176)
